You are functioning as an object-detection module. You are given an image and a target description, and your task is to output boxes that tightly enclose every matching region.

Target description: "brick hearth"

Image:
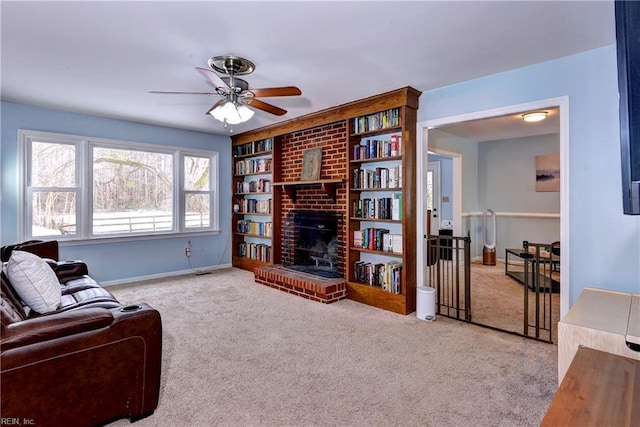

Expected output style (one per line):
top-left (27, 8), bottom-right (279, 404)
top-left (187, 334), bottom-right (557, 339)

top-left (255, 265), bottom-right (346, 304)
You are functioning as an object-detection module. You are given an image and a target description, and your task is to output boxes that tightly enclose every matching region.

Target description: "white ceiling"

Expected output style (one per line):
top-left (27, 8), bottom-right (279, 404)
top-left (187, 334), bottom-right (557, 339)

top-left (0, 1), bottom-right (615, 136)
top-left (434, 107), bottom-right (560, 142)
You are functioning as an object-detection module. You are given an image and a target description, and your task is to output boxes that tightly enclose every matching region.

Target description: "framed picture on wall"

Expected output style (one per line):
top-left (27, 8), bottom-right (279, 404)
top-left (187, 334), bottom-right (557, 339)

top-left (536, 154), bottom-right (560, 192)
top-left (300, 147), bottom-right (322, 181)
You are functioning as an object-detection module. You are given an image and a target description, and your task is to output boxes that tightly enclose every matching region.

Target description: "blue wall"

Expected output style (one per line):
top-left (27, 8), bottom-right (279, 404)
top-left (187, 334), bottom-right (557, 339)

top-left (3, 45), bottom-right (639, 301)
top-left (1, 102), bottom-right (233, 282)
top-left (420, 45), bottom-right (640, 303)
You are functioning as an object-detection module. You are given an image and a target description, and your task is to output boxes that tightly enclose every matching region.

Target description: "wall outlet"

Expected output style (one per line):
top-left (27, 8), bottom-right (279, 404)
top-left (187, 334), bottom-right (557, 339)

top-left (185, 240), bottom-right (191, 257)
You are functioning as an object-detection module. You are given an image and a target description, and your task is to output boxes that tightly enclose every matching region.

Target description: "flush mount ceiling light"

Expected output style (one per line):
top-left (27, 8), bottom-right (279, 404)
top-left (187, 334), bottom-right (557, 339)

top-left (521, 111), bottom-right (548, 122)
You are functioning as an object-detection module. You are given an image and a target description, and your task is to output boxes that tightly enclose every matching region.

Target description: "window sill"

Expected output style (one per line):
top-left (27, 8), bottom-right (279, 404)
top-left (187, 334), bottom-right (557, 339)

top-left (54, 230), bottom-right (221, 247)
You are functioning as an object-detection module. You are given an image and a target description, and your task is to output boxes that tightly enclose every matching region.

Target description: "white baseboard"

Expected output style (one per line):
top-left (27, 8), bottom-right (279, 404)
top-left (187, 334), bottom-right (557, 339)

top-left (101, 263), bottom-right (233, 287)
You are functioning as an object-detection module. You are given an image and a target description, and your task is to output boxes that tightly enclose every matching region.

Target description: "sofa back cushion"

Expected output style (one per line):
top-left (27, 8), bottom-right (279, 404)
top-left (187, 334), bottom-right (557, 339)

top-left (6, 251), bottom-right (61, 314)
top-left (1, 271), bottom-right (27, 326)
top-left (1, 240), bottom-right (59, 262)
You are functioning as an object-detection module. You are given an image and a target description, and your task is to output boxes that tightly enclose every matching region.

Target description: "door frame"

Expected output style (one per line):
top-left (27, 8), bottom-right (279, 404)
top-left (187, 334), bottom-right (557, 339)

top-left (416, 96), bottom-right (570, 318)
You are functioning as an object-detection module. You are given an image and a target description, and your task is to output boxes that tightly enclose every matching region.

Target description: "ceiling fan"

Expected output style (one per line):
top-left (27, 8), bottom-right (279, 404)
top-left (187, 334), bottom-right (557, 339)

top-left (150, 55), bottom-right (301, 125)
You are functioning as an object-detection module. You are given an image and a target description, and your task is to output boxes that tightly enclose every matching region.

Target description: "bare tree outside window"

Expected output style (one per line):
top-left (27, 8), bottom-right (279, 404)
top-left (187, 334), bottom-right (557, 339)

top-left (31, 142), bottom-right (77, 236)
top-left (93, 147), bottom-right (174, 234)
top-left (184, 156), bottom-right (211, 229)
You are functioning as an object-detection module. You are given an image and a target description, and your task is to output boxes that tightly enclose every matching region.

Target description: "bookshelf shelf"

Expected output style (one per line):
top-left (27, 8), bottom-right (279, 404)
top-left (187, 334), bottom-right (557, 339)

top-left (349, 217), bottom-right (401, 223)
top-left (234, 232), bottom-right (272, 239)
top-left (350, 188), bottom-right (402, 192)
top-left (350, 155), bottom-right (402, 164)
top-left (350, 127), bottom-right (403, 138)
top-left (234, 171), bottom-right (272, 178)
top-left (349, 247), bottom-right (403, 257)
top-left (234, 192), bottom-right (272, 196)
top-left (235, 212), bottom-right (271, 216)
top-left (234, 150), bottom-right (273, 160)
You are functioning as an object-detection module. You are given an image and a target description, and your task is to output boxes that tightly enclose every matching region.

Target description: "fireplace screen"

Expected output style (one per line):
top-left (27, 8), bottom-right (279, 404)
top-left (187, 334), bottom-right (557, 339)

top-left (283, 211), bottom-right (342, 278)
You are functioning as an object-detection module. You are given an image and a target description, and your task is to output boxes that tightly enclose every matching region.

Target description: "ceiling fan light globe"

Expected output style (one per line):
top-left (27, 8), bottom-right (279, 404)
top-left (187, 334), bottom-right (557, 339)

top-left (237, 104), bottom-right (254, 122)
top-left (209, 100), bottom-right (254, 125)
top-left (209, 102), bottom-right (229, 122)
top-left (223, 101), bottom-right (243, 124)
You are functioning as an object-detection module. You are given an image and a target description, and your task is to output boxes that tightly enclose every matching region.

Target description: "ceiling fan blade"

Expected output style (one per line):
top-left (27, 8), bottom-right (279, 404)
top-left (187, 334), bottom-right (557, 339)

top-left (248, 86), bottom-right (302, 98)
top-left (205, 98), bottom-right (227, 115)
top-left (149, 90), bottom-right (218, 95)
top-left (244, 98), bottom-right (287, 116)
top-left (195, 67), bottom-right (229, 90)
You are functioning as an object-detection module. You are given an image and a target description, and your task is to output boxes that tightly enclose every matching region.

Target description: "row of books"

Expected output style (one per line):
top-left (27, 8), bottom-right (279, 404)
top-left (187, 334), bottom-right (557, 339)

top-left (235, 158), bottom-right (272, 175)
top-left (353, 166), bottom-right (402, 190)
top-left (353, 195), bottom-right (402, 220)
top-left (234, 138), bottom-right (273, 157)
top-left (353, 228), bottom-right (402, 253)
top-left (353, 261), bottom-right (402, 294)
top-left (353, 108), bottom-right (401, 134)
top-left (236, 220), bottom-right (272, 237)
top-left (236, 243), bottom-right (271, 262)
top-left (236, 198), bottom-right (271, 214)
top-left (236, 179), bottom-right (271, 194)
top-left (352, 135), bottom-right (402, 160)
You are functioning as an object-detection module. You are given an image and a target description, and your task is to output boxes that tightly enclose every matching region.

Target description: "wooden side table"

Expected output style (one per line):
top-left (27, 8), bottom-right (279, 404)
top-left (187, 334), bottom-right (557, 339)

top-left (541, 346), bottom-right (640, 426)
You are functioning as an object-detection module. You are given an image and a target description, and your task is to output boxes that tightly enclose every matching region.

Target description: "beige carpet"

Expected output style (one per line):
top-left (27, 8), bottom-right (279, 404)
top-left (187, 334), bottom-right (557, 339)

top-left (467, 261), bottom-right (560, 343)
top-left (107, 267), bottom-right (557, 427)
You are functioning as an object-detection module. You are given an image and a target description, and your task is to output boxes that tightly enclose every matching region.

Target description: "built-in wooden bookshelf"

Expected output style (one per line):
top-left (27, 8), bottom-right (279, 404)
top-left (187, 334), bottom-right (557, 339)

top-left (231, 137), bottom-right (281, 272)
top-left (231, 87), bottom-right (420, 314)
top-left (346, 100), bottom-right (419, 314)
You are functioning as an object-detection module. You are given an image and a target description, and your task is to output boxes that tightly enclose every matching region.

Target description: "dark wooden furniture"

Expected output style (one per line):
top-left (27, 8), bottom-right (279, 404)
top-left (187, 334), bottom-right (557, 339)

top-left (541, 346), bottom-right (640, 427)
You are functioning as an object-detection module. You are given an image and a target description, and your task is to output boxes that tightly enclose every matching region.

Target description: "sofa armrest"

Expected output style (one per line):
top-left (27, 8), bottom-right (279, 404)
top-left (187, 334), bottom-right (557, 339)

top-left (1, 307), bottom-right (113, 350)
top-left (1, 303), bottom-right (162, 425)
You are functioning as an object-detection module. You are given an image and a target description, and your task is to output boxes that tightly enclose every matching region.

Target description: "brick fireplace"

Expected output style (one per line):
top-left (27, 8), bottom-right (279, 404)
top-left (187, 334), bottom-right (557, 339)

top-left (254, 121), bottom-right (348, 303)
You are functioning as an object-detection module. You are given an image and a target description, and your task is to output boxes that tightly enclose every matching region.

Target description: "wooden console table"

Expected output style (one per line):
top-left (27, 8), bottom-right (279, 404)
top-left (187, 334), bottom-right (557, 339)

top-left (541, 346), bottom-right (640, 426)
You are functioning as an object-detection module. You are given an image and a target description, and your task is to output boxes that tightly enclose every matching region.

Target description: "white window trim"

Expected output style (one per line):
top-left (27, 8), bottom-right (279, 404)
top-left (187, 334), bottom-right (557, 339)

top-left (18, 130), bottom-right (220, 244)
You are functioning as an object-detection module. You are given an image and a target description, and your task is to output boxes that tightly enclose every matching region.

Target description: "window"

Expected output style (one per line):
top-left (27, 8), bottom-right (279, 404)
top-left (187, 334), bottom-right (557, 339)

top-left (19, 130), bottom-right (219, 241)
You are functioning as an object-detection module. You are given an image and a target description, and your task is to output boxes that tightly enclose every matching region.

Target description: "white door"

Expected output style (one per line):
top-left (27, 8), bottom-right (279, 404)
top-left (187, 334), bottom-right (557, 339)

top-left (426, 161), bottom-right (441, 236)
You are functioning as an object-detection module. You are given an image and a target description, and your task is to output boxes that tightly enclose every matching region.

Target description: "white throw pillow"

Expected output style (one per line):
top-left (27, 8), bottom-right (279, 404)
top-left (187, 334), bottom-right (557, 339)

top-left (7, 250), bottom-right (61, 314)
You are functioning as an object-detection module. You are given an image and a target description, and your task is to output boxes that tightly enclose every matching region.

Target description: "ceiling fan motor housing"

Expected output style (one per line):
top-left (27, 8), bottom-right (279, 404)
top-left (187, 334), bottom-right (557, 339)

top-left (222, 77), bottom-right (249, 92)
top-left (208, 55), bottom-right (255, 76)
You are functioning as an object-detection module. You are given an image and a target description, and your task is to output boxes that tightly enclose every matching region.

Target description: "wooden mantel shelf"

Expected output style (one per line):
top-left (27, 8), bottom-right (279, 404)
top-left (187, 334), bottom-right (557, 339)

top-left (272, 179), bottom-right (345, 203)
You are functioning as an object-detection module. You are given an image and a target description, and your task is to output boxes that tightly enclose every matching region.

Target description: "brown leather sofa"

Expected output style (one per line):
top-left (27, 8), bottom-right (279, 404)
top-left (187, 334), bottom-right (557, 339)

top-left (1, 241), bottom-right (162, 426)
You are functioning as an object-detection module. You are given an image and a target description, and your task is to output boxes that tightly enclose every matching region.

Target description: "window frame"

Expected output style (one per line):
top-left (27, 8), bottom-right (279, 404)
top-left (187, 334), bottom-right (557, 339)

top-left (18, 130), bottom-right (220, 243)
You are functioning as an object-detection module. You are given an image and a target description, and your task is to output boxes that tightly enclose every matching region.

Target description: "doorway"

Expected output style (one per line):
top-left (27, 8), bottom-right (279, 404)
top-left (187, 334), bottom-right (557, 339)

top-left (416, 97), bottom-right (569, 341)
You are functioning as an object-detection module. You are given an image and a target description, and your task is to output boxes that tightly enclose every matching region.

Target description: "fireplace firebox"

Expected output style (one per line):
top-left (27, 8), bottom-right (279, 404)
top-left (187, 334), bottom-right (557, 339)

top-left (283, 211), bottom-right (343, 278)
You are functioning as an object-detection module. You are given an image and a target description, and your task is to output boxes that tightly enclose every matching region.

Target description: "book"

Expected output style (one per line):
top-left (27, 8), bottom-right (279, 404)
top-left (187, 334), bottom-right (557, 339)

top-left (391, 194), bottom-right (402, 220)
